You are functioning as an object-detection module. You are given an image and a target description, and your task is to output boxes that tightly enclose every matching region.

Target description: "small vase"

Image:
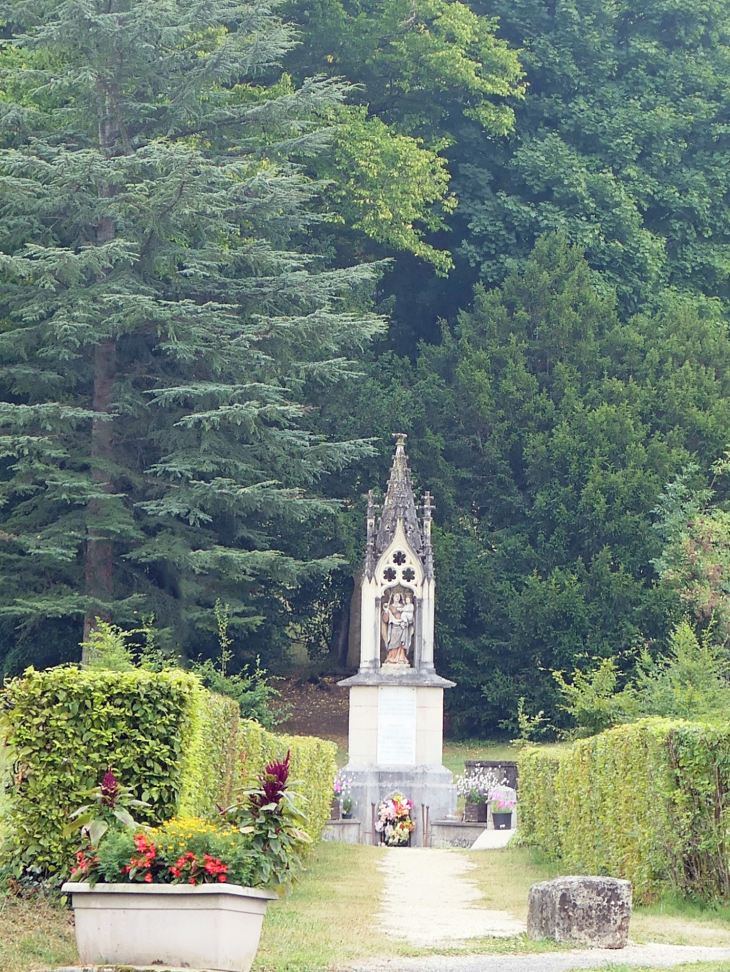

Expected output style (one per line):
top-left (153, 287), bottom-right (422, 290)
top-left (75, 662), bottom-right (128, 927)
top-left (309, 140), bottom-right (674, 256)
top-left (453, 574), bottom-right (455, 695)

top-left (463, 801), bottom-right (487, 824)
top-left (492, 811), bottom-right (512, 830)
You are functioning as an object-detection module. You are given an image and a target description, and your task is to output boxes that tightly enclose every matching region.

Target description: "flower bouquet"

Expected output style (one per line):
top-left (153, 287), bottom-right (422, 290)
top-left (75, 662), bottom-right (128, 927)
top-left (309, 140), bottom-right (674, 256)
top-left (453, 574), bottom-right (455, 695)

top-left (374, 793), bottom-right (415, 846)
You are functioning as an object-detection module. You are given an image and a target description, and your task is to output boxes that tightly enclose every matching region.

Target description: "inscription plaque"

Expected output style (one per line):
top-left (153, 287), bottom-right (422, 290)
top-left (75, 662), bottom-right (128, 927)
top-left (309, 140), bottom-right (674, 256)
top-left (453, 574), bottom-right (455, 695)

top-left (377, 686), bottom-right (417, 764)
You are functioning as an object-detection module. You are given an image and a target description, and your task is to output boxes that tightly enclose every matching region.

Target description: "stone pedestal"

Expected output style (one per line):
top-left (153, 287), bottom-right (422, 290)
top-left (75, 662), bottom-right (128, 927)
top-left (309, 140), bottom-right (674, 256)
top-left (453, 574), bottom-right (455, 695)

top-left (339, 670), bottom-right (456, 846)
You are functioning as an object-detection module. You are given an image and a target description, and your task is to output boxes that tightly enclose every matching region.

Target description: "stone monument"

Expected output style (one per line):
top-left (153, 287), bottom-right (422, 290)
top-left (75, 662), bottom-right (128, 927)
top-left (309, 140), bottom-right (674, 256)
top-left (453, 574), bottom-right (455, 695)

top-left (338, 434), bottom-right (456, 845)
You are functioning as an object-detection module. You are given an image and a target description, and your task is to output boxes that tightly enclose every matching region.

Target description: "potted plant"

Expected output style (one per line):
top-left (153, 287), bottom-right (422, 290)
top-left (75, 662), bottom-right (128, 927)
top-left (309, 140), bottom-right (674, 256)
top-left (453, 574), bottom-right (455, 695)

top-left (330, 778), bottom-right (342, 820)
top-left (455, 768), bottom-right (501, 823)
top-left (375, 793), bottom-right (415, 846)
top-left (63, 756), bottom-right (310, 972)
top-left (489, 785), bottom-right (516, 830)
top-left (332, 772), bottom-right (352, 819)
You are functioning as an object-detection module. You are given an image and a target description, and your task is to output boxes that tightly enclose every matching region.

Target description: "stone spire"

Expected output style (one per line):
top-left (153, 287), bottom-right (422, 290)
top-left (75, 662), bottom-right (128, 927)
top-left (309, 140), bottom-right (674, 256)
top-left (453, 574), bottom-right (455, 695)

top-left (375, 433), bottom-right (424, 558)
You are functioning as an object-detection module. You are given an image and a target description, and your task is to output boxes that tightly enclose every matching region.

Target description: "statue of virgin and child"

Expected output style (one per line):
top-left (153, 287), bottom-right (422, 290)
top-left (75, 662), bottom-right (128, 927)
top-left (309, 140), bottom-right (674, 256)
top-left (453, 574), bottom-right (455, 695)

top-left (382, 592), bottom-right (415, 666)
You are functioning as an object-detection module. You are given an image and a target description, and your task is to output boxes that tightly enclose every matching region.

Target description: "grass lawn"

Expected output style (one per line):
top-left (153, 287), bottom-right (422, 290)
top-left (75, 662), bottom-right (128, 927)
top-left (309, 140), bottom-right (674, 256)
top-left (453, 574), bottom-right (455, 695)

top-left (254, 840), bottom-right (730, 972)
top-left (3, 842), bottom-right (730, 971)
top-left (0, 897), bottom-right (77, 972)
top-left (442, 738), bottom-right (519, 777)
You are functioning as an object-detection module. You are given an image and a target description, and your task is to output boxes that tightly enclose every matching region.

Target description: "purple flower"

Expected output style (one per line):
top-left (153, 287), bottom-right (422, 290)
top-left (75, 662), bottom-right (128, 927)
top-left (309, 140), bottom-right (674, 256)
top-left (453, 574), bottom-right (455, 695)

top-left (251, 750), bottom-right (290, 811)
top-left (101, 770), bottom-right (119, 808)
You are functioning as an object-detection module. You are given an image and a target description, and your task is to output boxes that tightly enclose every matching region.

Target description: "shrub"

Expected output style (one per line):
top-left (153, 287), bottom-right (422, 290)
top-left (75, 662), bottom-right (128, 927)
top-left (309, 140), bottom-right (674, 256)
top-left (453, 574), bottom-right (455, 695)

top-left (1, 667), bottom-right (238, 882)
top-left (1, 667), bottom-right (335, 884)
top-left (518, 719), bottom-right (730, 902)
top-left (237, 719), bottom-right (337, 842)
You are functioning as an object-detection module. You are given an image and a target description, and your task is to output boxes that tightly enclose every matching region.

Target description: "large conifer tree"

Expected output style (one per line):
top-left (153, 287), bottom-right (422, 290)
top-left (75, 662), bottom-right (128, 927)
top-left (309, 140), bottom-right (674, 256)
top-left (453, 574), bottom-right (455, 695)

top-left (0, 0), bottom-right (383, 666)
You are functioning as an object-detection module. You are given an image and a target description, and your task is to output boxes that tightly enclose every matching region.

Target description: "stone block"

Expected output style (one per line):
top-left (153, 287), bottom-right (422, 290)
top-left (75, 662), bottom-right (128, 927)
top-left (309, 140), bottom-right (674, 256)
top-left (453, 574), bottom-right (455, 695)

top-left (322, 819), bottom-right (362, 844)
top-left (429, 820), bottom-right (485, 848)
top-left (527, 875), bottom-right (632, 948)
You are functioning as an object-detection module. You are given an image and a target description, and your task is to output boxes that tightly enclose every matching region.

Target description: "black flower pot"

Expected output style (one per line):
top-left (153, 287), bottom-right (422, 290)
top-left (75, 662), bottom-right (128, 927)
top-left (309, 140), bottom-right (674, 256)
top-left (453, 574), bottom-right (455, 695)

top-left (492, 811), bottom-right (512, 830)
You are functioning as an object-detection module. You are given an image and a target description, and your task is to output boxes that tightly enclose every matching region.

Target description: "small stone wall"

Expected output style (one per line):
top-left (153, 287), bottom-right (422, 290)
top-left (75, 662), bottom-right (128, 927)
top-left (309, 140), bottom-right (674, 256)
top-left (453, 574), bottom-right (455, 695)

top-left (322, 819), bottom-right (362, 844)
top-left (429, 820), bottom-right (486, 848)
top-left (465, 759), bottom-right (518, 790)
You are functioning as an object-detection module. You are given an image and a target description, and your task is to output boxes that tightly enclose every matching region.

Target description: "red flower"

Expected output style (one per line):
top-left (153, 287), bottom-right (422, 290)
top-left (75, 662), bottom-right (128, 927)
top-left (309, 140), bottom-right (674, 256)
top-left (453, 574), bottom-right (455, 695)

top-left (144, 873), bottom-right (153, 883)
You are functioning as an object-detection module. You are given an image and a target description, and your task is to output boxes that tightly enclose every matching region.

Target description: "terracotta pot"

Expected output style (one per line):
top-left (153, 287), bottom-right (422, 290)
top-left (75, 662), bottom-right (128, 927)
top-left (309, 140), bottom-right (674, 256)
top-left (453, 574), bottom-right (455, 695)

top-left (463, 801), bottom-right (487, 823)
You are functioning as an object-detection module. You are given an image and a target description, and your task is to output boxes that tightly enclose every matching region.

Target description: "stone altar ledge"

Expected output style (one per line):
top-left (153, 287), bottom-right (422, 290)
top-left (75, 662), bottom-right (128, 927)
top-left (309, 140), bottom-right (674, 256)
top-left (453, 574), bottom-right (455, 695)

top-left (338, 670), bottom-right (454, 688)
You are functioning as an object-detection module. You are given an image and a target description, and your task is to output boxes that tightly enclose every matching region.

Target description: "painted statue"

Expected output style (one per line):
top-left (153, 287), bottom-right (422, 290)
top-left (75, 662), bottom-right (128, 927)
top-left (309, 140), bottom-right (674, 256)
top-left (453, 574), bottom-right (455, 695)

top-left (382, 592), bottom-right (415, 665)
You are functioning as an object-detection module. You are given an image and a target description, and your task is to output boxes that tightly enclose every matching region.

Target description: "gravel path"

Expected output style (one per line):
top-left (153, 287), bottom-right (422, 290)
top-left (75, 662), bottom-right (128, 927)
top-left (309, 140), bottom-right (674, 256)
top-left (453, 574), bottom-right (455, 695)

top-left (376, 848), bottom-right (524, 945)
top-left (347, 944), bottom-right (730, 971)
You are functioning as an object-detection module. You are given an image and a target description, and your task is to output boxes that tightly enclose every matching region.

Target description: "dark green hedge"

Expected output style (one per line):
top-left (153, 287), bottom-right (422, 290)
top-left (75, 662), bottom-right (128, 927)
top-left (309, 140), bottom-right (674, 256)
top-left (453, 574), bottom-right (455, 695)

top-left (518, 719), bottom-right (730, 902)
top-left (1, 667), bottom-right (239, 881)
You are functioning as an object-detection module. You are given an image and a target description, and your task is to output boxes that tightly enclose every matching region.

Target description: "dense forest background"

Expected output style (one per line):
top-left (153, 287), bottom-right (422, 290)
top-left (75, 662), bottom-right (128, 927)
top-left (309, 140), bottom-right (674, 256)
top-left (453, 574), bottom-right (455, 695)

top-left (2, 0), bottom-right (730, 734)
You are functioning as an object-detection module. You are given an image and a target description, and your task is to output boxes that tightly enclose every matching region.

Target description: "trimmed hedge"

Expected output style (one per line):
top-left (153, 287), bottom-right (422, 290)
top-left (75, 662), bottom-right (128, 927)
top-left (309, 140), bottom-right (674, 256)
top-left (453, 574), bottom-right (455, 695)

top-left (518, 719), bottom-right (730, 902)
top-left (1, 667), bottom-right (239, 880)
top-left (238, 719), bottom-right (337, 842)
top-left (1, 667), bottom-right (336, 880)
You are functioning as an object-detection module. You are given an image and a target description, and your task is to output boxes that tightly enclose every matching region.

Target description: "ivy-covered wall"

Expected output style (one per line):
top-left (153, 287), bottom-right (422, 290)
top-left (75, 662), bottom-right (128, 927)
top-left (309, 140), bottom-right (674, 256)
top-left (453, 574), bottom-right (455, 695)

top-left (518, 719), bottom-right (730, 902)
top-left (1, 668), bottom-right (336, 881)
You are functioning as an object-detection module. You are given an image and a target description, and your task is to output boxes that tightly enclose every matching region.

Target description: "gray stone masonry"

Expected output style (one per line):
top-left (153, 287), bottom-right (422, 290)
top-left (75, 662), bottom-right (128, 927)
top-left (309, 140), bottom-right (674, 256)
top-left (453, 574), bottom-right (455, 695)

top-left (527, 875), bottom-right (632, 948)
top-left (346, 764), bottom-right (456, 846)
top-left (322, 818), bottom-right (362, 843)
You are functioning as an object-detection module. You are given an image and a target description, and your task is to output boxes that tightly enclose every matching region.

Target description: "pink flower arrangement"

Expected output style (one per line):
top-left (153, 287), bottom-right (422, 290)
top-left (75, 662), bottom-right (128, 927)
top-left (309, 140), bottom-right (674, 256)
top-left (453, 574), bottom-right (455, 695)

top-left (374, 793), bottom-right (415, 846)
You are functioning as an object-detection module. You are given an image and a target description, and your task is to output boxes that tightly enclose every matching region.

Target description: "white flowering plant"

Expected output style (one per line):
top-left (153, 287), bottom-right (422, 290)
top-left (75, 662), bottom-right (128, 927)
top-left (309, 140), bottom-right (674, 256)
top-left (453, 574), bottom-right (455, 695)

top-left (455, 768), bottom-right (504, 804)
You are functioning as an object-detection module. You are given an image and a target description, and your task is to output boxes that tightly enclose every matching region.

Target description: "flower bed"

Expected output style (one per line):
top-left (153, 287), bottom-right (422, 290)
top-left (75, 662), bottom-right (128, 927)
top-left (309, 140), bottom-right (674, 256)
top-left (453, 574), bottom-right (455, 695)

top-left (63, 754), bottom-right (310, 970)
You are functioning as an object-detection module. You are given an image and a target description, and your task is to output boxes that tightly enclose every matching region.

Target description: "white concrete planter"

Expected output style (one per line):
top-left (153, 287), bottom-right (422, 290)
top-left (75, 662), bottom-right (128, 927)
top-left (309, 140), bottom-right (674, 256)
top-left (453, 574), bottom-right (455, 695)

top-left (61, 881), bottom-right (278, 972)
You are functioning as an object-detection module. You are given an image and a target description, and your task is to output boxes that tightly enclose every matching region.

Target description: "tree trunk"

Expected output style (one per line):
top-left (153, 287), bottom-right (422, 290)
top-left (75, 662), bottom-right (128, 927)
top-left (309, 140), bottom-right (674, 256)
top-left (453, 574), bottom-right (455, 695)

top-left (335, 597), bottom-right (351, 668)
top-left (83, 336), bottom-right (116, 655)
top-left (83, 93), bottom-right (118, 660)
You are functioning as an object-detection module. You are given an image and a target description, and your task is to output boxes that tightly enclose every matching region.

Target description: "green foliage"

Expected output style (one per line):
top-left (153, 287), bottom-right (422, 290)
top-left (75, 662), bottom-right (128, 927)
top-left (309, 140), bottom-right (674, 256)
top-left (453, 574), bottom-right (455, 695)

top-left (62, 769), bottom-right (149, 849)
top-left (237, 720), bottom-right (337, 843)
top-left (80, 621), bottom-right (135, 672)
top-left (282, 0), bottom-right (524, 270)
top-left (178, 688), bottom-right (241, 819)
top-left (222, 754), bottom-right (312, 891)
top-left (632, 622), bottom-right (730, 720)
top-left (463, 0), bottom-right (730, 311)
top-left (654, 461), bottom-right (730, 642)
top-left (554, 620), bottom-right (730, 734)
top-left (518, 719), bottom-right (730, 902)
top-left (0, 0), bottom-right (385, 672)
top-left (324, 109), bottom-right (457, 274)
top-left (552, 658), bottom-right (631, 736)
top-left (0, 667), bottom-right (238, 882)
top-left (189, 602), bottom-right (283, 728)
top-left (333, 234), bottom-right (730, 734)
